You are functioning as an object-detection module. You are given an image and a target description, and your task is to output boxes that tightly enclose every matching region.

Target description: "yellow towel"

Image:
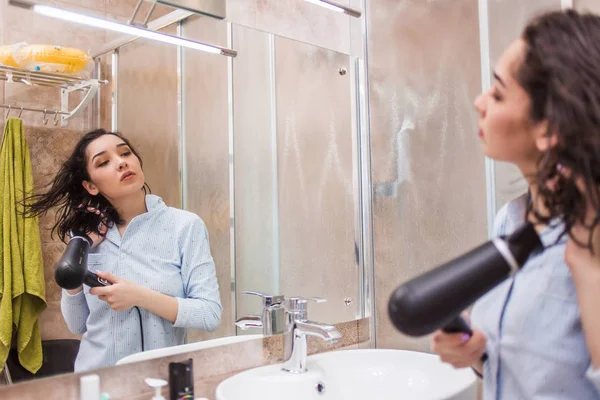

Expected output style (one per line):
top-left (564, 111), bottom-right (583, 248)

top-left (0, 118), bottom-right (47, 374)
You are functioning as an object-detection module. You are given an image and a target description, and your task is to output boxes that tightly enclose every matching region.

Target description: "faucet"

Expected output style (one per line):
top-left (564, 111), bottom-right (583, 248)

top-left (282, 296), bottom-right (343, 373)
top-left (236, 292), bottom-right (343, 374)
top-left (235, 291), bottom-right (287, 335)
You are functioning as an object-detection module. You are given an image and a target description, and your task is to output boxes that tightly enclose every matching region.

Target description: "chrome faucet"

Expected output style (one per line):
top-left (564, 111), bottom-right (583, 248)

top-left (235, 291), bottom-right (287, 335)
top-left (282, 296), bottom-right (342, 373)
top-left (236, 292), bottom-right (343, 374)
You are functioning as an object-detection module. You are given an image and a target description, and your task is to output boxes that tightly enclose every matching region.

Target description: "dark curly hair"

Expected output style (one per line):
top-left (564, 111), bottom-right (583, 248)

top-left (517, 9), bottom-right (600, 251)
top-left (22, 129), bottom-right (150, 243)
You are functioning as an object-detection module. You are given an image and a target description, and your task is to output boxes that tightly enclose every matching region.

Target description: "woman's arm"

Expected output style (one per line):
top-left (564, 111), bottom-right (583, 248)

top-left (560, 167), bottom-right (600, 390)
top-left (170, 217), bottom-right (222, 331)
top-left (60, 289), bottom-right (90, 335)
top-left (91, 217), bottom-right (222, 331)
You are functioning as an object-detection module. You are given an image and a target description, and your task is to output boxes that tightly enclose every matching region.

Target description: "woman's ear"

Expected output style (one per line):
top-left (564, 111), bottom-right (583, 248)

top-left (534, 121), bottom-right (558, 151)
top-left (82, 180), bottom-right (99, 196)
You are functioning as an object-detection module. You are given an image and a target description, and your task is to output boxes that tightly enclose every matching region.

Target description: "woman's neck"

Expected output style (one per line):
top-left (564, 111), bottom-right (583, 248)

top-left (518, 163), bottom-right (550, 228)
top-left (111, 190), bottom-right (147, 227)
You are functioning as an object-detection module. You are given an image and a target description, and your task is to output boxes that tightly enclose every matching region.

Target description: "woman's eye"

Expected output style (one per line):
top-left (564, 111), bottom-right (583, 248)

top-left (121, 151), bottom-right (131, 157)
top-left (98, 160), bottom-right (109, 167)
top-left (492, 91), bottom-right (502, 101)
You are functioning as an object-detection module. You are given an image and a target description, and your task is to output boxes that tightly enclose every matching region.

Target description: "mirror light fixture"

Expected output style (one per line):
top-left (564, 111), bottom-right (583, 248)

top-left (304, 0), bottom-right (362, 18)
top-left (9, 0), bottom-right (237, 57)
top-left (155, 0), bottom-right (226, 19)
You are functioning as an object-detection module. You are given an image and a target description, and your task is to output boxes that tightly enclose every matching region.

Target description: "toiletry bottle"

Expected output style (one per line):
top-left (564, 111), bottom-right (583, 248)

top-left (169, 359), bottom-right (194, 400)
top-left (80, 374), bottom-right (100, 400)
top-left (145, 378), bottom-right (168, 400)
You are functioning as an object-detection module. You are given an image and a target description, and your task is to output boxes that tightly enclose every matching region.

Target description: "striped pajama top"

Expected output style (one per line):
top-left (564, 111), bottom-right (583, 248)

top-left (61, 194), bottom-right (222, 372)
top-left (471, 193), bottom-right (600, 399)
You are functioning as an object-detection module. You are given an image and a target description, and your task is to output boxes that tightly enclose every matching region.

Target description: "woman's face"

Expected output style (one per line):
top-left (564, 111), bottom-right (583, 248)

top-left (474, 39), bottom-right (546, 170)
top-left (82, 134), bottom-right (145, 201)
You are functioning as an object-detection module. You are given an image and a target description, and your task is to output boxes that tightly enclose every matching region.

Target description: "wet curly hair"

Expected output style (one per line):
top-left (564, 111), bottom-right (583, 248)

top-left (21, 129), bottom-right (150, 243)
top-left (518, 9), bottom-right (600, 250)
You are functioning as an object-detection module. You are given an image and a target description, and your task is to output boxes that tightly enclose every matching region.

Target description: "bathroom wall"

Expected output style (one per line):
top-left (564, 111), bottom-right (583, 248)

top-left (576, 0), bottom-right (600, 13)
top-left (366, 0), bottom-right (487, 351)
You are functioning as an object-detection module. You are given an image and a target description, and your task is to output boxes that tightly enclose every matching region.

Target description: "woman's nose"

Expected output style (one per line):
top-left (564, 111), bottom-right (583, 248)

top-left (474, 93), bottom-right (485, 115)
top-left (117, 158), bottom-right (127, 170)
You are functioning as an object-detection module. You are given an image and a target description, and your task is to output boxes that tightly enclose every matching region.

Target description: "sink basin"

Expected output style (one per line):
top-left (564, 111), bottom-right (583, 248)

top-left (216, 349), bottom-right (477, 400)
top-left (116, 334), bottom-right (263, 365)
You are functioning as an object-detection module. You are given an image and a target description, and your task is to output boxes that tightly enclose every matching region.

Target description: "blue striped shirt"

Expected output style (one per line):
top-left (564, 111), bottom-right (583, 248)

top-left (471, 193), bottom-right (600, 399)
top-left (61, 194), bottom-right (222, 372)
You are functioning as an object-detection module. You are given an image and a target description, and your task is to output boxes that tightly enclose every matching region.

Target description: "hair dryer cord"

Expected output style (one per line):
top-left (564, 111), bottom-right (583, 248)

top-left (134, 306), bottom-right (145, 352)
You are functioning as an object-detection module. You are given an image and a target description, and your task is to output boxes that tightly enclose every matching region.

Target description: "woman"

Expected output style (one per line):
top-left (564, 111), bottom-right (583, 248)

top-left (431, 9), bottom-right (600, 399)
top-left (24, 129), bottom-right (222, 372)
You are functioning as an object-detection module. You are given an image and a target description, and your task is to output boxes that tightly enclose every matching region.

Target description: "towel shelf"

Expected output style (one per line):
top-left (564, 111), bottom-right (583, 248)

top-left (0, 65), bottom-right (107, 126)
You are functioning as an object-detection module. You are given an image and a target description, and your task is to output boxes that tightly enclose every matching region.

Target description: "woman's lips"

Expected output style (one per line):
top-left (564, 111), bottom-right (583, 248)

top-left (478, 129), bottom-right (484, 138)
top-left (121, 172), bottom-right (135, 181)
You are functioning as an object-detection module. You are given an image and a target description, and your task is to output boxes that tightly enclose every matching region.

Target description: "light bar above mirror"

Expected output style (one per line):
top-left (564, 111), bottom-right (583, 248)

top-left (8, 0), bottom-right (237, 57)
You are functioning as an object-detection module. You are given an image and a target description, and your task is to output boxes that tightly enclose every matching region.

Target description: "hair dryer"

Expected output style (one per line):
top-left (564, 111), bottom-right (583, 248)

top-left (388, 222), bottom-right (542, 337)
top-left (54, 231), bottom-right (110, 289)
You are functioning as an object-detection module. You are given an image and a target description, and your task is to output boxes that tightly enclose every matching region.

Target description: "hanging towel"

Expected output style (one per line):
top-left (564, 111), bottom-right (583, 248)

top-left (0, 118), bottom-right (47, 374)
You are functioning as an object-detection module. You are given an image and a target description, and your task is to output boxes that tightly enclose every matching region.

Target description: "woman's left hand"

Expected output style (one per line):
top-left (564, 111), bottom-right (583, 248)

top-left (90, 271), bottom-right (147, 312)
top-left (557, 165), bottom-right (600, 369)
top-left (559, 165), bottom-right (600, 286)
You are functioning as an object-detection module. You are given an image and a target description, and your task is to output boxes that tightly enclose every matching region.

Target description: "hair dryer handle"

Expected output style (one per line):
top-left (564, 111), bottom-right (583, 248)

top-left (84, 271), bottom-right (111, 287)
top-left (442, 316), bottom-right (473, 335)
top-left (442, 316), bottom-right (488, 363)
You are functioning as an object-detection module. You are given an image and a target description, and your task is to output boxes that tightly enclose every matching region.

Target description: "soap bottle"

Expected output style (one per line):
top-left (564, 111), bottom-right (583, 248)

top-left (145, 378), bottom-right (168, 400)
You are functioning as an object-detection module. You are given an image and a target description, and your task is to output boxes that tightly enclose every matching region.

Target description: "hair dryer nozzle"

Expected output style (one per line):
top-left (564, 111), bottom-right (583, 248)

top-left (54, 233), bottom-right (92, 290)
top-left (388, 222), bottom-right (542, 337)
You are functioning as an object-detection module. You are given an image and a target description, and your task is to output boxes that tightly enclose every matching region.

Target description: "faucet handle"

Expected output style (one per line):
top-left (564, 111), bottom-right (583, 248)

top-left (285, 296), bottom-right (327, 313)
top-left (241, 291), bottom-right (285, 307)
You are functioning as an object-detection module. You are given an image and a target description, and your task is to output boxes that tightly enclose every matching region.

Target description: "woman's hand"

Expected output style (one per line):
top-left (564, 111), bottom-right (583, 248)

top-left (89, 271), bottom-right (146, 312)
top-left (431, 328), bottom-right (488, 369)
top-left (556, 165), bottom-right (600, 369)
top-left (78, 204), bottom-right (108, 248)
top-left (431, 313), bottom-right (487, 370)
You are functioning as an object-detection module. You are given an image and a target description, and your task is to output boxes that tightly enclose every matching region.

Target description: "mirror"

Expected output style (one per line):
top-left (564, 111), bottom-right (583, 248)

top-left (0, 0), bottom-right (367, 386)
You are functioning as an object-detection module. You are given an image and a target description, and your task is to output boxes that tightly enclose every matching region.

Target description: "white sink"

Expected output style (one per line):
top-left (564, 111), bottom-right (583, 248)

top-left (116, 334), bottom-right (263, 365)
top-left (216, 349), bottom-right (477, 400)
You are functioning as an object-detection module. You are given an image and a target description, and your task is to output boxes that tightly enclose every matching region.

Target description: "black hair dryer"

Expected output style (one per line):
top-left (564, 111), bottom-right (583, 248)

top-left (54, 231), bottom-right (110, 289)
top-left (388, 222), bottom-right (542, 338)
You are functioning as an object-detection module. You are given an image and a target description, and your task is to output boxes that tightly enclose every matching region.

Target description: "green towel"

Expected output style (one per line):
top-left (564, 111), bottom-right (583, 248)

top-left (0, 118), bottom-right (47, 374)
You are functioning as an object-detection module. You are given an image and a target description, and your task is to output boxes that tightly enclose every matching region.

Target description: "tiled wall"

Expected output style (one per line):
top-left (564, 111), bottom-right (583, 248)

top-left (0, 319), bottom-right (369, 400)
top-left (0, 125), bottom-right (85, 342)
top-left (576, 0), bottom-right (600, 14)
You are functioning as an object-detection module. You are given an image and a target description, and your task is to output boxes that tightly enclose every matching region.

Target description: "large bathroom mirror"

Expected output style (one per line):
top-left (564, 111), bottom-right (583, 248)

top-left (0, 0), bottom-right (368, 387)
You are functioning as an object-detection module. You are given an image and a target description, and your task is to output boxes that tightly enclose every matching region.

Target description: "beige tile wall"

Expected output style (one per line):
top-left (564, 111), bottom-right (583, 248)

top-left (575, 0), bottom-right (600, 13)
top-left (0, 125), bottom-right (85, 342)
